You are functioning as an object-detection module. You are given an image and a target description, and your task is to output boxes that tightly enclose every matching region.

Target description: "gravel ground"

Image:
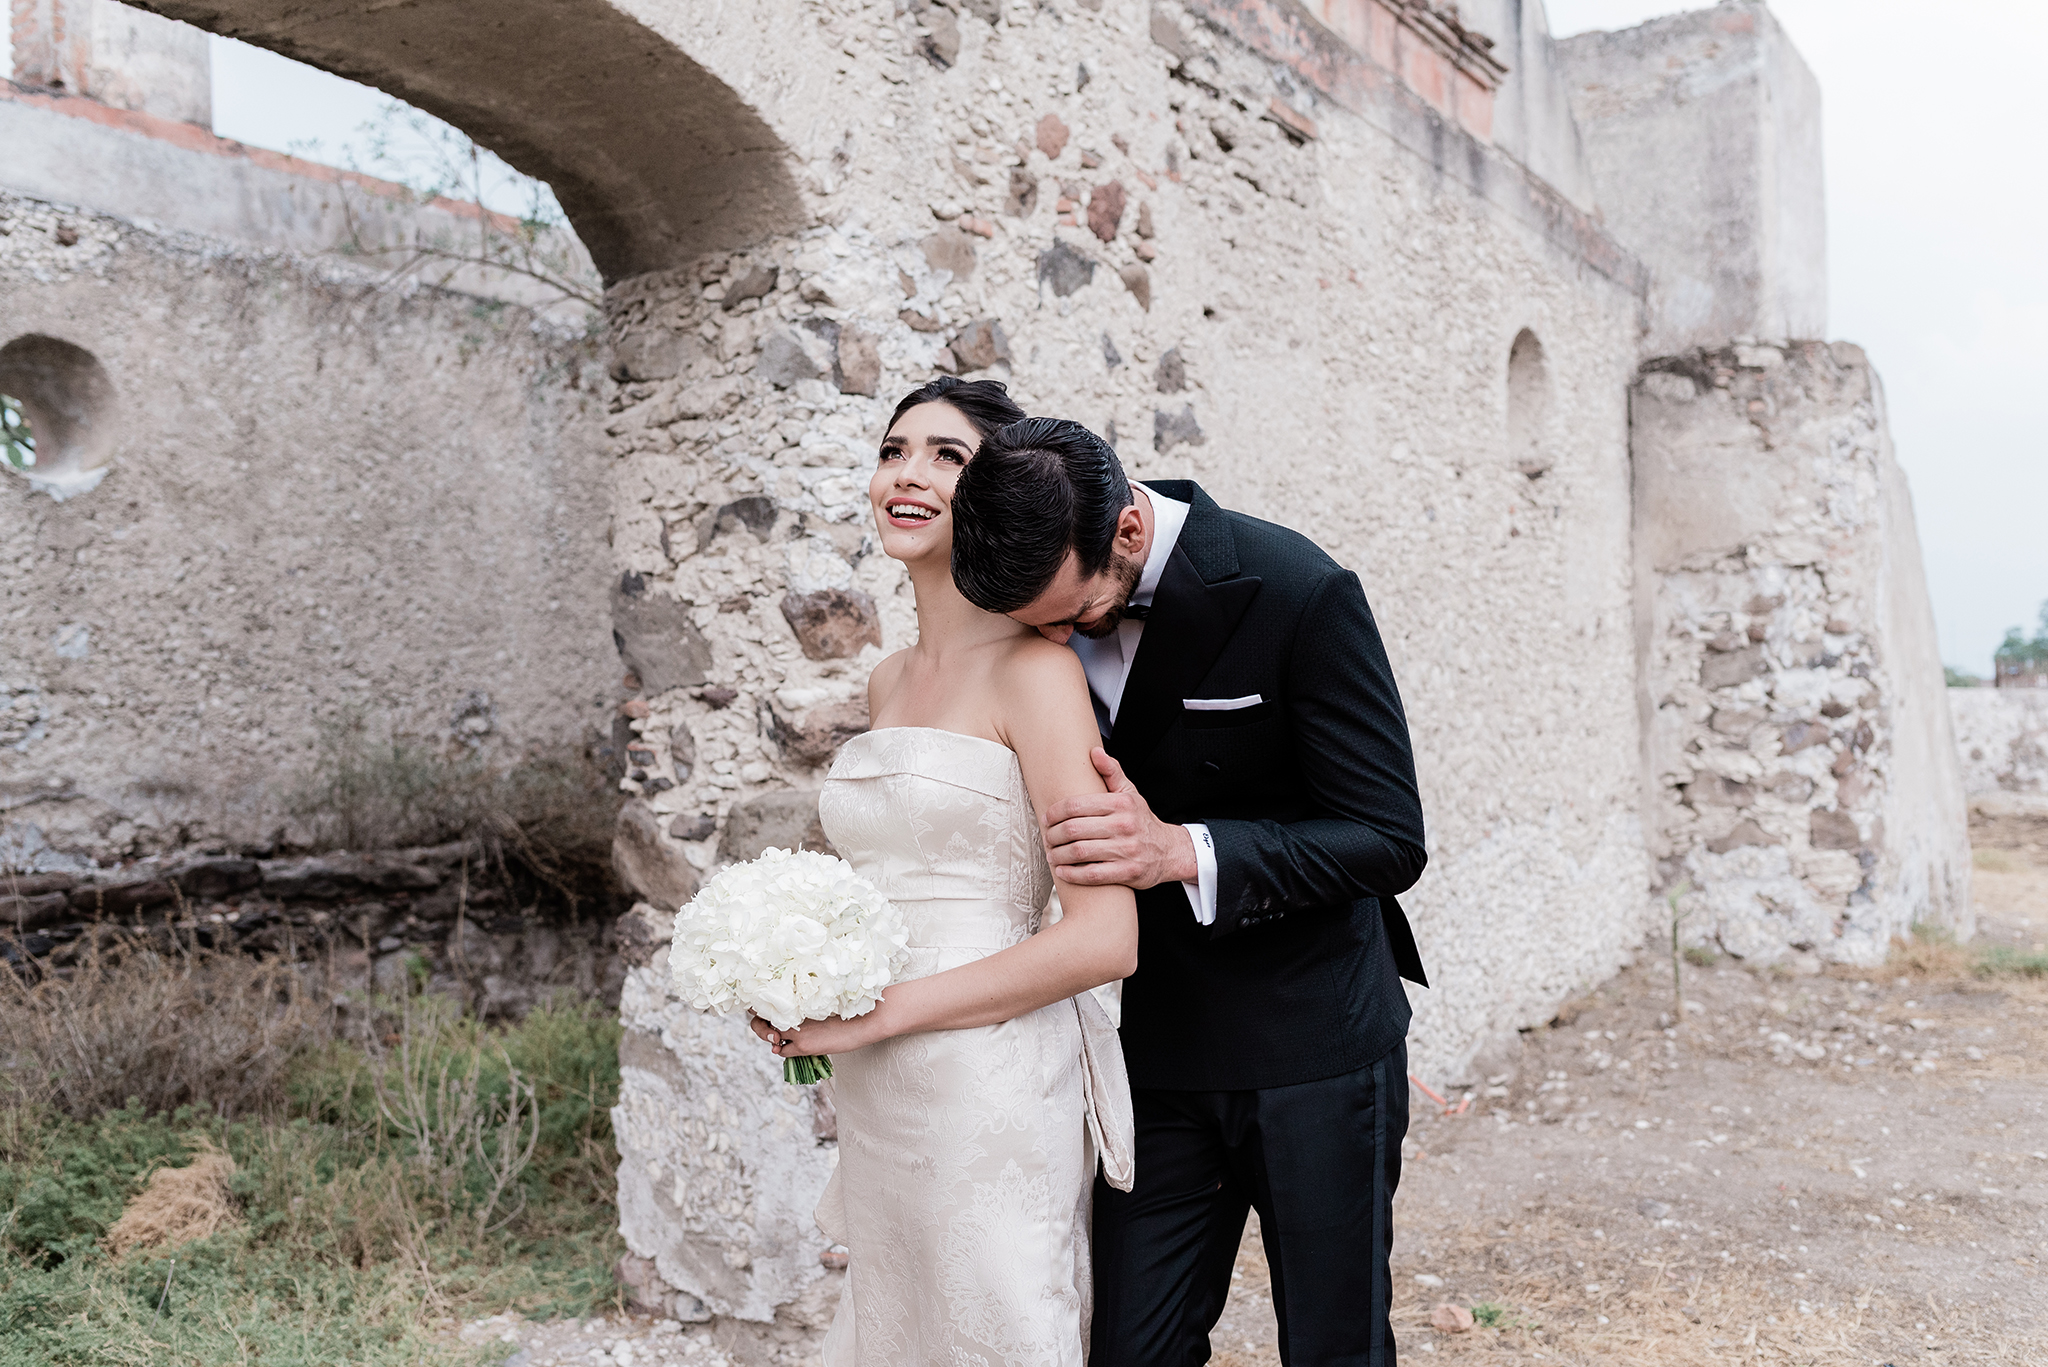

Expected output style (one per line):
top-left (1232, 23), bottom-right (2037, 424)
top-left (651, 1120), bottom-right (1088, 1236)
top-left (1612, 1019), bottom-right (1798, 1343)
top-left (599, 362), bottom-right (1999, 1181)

top-left (457, 1291), bottom-right (839, 1367)
top-left (466, 805), bottom-right (2046, 1366)
top-left (1211, 803), bottom-right (2048, 1365)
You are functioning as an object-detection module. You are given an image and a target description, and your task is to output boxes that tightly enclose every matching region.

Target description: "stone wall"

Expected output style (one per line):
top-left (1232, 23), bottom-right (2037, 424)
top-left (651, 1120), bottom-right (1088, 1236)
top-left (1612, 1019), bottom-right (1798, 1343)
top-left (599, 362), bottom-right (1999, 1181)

top-left (0, 187), bottom-right (618, 861)
top-left (11, 0), bottom-right (212, 126)
top-left (0, 840), bottom-right (627, 1015)
top-left (0, 84), bottom-right (595, 317)
top-left (601, 0), bottom-right (1651, 1320)
top-left (1632, 342), bottom-right (1969, 966)
top-left (1949, 688), bottom-right (2048, 797)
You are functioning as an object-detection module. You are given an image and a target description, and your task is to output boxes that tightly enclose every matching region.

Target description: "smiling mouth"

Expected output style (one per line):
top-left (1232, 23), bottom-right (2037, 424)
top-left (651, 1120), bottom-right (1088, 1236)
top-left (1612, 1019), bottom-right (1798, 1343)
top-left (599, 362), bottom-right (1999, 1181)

top-left (885, 502), bottom-right (938, 523)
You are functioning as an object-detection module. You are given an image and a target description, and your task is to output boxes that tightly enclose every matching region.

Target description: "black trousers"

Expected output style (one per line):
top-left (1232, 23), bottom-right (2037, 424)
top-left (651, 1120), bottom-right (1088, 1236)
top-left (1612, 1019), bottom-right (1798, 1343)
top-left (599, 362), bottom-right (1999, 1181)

top-left (1091, 1043), bottom-right (1408, 1367)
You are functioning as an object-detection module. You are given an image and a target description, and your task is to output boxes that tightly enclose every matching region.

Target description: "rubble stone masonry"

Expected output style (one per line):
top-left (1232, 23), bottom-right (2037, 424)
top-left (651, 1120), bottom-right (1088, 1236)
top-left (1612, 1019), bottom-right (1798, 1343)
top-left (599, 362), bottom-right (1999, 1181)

top-left (1632, 342), bottom-right (1969, 966)
top-left (585, 0), bottom-right (1647, 1317)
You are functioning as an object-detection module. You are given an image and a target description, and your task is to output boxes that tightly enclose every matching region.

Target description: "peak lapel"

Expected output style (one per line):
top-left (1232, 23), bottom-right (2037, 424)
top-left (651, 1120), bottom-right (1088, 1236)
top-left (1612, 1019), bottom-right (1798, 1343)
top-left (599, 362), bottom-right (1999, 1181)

top-left (1108, 544), bottom-right (1262, 766)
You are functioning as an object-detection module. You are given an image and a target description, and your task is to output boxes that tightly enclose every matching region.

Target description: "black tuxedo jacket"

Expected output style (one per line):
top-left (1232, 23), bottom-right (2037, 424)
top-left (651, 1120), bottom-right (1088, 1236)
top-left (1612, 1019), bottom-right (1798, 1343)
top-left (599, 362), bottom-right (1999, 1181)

top-left (1111, 481), bottom-right (1427, 1091)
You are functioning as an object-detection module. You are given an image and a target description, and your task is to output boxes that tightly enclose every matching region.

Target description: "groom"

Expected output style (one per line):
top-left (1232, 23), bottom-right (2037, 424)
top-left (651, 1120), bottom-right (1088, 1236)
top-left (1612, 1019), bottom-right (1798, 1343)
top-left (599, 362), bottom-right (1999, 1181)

top-left (950, 419), bottom-right (1428, 1366)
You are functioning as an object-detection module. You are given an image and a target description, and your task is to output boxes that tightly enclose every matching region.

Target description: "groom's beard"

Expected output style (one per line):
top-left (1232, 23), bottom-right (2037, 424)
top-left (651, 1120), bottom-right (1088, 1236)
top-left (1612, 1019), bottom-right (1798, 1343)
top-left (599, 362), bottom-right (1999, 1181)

top-left (1072, 554), bottom-right (1144, 639)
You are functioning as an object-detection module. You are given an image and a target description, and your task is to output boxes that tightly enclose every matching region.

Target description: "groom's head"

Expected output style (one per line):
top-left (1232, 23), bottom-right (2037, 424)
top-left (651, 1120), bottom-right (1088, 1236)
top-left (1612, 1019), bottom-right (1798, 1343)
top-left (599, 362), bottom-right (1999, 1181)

top-left (952, 417), bottom-right (1145, 643)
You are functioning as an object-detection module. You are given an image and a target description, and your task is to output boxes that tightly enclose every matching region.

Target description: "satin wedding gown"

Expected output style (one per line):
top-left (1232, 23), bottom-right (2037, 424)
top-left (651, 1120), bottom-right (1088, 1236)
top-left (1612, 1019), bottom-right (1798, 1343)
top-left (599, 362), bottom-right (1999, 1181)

top-left (814, 726), bottom-right (1134, 1367)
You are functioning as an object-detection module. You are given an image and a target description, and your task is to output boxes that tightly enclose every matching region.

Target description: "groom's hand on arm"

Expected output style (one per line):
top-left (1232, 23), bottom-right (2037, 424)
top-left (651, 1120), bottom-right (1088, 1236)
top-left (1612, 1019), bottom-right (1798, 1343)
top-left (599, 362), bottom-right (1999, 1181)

top-left (1043, 748), bottom-right (1198, 890)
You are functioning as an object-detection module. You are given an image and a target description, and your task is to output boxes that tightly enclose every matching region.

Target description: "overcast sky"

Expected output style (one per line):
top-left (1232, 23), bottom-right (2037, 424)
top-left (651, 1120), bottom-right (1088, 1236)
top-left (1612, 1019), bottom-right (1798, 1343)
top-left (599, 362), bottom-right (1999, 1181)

top-left (8, 3), bottom-right (2039, 671)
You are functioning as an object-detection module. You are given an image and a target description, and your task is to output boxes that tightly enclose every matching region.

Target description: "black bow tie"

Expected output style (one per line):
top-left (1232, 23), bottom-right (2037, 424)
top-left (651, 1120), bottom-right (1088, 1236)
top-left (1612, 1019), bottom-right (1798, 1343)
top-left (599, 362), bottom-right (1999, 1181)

top-left (1120, 602), bottom-right (1151, 621)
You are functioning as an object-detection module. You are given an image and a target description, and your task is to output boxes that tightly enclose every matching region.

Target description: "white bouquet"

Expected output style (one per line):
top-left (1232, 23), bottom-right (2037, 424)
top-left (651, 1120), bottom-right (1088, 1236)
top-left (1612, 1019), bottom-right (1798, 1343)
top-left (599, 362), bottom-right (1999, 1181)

top-left (669, 846), bottom-right (911, 1085)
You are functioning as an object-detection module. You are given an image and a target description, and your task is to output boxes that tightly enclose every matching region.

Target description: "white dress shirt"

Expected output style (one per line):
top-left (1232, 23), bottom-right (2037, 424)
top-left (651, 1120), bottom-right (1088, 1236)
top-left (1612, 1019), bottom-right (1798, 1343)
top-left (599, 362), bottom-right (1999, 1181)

top-left (1066, 489), bottom-right (1220, 925)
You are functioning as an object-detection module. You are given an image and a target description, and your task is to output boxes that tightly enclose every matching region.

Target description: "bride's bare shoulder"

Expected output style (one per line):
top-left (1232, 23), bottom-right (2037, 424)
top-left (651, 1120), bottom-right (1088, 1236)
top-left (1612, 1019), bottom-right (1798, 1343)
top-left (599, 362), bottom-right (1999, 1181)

top-left (866, 648), bottom-right (913, 711)
top-left (990, 635), bottom-right (1098, 755)
top-left (993, 633), bottom-right (1090, 702)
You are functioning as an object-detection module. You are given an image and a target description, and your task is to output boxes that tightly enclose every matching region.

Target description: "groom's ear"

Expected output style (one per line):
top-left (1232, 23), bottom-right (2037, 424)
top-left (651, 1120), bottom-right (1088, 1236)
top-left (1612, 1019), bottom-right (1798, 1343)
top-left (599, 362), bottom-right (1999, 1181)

top-left (1113, 503), bottom-right (1146, 555)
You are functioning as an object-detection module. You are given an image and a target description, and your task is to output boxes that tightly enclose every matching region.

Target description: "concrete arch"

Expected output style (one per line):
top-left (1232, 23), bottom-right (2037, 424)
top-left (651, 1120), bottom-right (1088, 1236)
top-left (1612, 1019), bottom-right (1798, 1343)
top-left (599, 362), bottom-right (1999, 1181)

top-left (130, 0), bottom-right (804, 281)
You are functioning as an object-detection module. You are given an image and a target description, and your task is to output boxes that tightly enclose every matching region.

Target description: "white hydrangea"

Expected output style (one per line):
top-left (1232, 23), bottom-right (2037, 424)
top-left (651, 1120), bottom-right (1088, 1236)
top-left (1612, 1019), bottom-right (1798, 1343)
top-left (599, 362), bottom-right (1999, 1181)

top-left (669, 846), bottom-right (911, 1031)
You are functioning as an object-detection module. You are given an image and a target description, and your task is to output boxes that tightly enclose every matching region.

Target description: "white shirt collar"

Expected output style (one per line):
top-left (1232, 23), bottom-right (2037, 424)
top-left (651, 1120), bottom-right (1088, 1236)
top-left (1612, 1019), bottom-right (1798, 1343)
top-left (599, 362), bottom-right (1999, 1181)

top-left (1131, 486), bottom-right (1191, 608)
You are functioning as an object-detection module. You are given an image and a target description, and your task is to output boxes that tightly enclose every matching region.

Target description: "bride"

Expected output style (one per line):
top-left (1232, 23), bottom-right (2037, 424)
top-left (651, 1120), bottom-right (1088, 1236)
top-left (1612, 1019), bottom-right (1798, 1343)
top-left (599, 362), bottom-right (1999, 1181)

top-left (749, 377), bottom-right (1137, 1366)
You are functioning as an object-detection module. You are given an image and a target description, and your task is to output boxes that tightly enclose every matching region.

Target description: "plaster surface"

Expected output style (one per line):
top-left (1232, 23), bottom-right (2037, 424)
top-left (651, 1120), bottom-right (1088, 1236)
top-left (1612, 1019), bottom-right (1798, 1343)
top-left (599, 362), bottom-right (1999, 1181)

top-left (11, 0), bottom-right (210, 124)
top-left (0, 189), bottom-right (617, 856)
top-left (1556, 1), bottom-right (1826, 356)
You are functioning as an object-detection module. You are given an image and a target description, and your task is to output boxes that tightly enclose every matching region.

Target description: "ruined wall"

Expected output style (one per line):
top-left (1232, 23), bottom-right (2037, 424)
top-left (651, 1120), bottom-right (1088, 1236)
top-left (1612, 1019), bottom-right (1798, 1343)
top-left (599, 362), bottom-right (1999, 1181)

top-left (1633, 342), bottom-right (1969, 966)
top-left (1949, 689), bottom-right (2048, 797)
top-left (1556, 2), bottom-right (1826, 356)
top-left (10, 0), bottom-right (211, 125)
top-left (0, 86), bottom-right (595, 317)
top-left (0, 188), bottom-right (617, 859)
top-left (1, 0), bottom-right (1976, 1338)
top-left (1459, 0), bottom-right (1596, 211)
top-left (595, 0), bottom-right (1650, 1318)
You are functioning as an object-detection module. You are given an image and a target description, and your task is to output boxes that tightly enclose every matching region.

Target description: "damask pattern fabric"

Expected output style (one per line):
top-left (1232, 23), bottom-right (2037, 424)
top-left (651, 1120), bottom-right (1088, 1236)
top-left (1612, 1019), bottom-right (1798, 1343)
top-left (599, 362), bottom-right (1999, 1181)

top-left (816, 727), bottom-right (1133, 1367)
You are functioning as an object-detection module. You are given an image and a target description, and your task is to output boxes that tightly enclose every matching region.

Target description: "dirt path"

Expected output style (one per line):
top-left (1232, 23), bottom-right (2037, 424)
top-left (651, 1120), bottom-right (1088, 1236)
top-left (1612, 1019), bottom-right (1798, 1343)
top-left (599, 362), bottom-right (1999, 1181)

top-left (1211, 807), bottom-right (2048, 1365)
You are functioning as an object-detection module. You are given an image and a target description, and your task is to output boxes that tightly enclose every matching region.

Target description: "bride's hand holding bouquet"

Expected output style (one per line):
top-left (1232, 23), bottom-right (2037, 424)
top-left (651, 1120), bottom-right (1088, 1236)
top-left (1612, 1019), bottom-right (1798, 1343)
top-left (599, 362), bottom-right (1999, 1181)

top-left (667, 846), bottom-right (910, 1085)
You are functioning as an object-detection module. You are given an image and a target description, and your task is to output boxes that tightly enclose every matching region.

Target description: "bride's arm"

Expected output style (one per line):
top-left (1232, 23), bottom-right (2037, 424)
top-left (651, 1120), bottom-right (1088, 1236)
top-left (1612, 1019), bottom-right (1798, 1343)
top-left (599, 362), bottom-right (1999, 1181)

top-left (767, 642), bottom-right (1136, 1056)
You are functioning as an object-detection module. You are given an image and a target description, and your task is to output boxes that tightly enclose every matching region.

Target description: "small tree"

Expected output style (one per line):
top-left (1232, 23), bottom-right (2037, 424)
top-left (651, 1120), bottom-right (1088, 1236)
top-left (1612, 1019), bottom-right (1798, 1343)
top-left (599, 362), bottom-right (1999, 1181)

top-left (308, 102), bottom-right (601, 313)
top-left (1993, 601), bottom-right (2048, 685)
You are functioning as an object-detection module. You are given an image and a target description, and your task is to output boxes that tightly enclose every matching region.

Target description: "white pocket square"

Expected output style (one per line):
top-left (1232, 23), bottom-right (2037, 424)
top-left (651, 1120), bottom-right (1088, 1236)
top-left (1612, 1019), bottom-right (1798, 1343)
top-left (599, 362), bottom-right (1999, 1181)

top-left (1182, 694), bottom-right (1263, 711)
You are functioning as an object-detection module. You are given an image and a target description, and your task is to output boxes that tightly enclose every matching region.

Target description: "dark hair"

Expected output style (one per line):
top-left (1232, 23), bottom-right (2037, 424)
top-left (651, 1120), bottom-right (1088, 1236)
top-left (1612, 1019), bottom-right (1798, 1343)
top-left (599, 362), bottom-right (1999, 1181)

top-left (951, 417), bottom-right (1133, 613)
top-left (885, 376), bottom-right (1026, 443)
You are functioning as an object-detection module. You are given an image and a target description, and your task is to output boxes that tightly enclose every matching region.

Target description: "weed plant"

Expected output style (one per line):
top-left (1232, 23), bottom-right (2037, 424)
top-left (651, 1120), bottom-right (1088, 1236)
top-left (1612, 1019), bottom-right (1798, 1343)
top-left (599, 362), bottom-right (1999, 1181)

top-left (286, 713), bottom-right (621, 913)
top-left (0, 939), bottom-right (624, 1366)
top-left (1893, 922), bottom-right (2048, 980)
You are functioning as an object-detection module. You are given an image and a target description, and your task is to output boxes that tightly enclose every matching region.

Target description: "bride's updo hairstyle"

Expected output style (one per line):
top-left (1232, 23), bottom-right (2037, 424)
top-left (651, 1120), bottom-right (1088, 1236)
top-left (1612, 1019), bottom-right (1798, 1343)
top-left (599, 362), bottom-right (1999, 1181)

top-left (949, 417), bottom-right (1132, 614)
top-left (884, 375), bottom-right (1026, 442)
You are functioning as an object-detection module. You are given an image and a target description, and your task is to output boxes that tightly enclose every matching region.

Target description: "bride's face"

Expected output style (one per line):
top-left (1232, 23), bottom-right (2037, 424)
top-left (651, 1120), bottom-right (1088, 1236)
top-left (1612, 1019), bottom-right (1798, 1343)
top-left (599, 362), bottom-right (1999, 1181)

top-left (871, 401), bottom-right (979, 566)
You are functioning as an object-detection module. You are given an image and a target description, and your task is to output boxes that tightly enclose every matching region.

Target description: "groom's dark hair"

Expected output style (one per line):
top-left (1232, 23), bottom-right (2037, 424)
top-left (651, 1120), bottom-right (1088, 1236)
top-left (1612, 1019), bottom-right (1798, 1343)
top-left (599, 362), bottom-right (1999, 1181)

top-left (951, 417), bottom-right (1133, 613)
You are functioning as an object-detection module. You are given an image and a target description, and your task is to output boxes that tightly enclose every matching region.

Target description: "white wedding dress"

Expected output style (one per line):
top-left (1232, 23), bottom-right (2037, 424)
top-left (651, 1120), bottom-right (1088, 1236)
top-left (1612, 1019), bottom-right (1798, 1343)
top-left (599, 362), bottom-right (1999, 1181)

top-left (814, 726), bottom-right (1133, 1367)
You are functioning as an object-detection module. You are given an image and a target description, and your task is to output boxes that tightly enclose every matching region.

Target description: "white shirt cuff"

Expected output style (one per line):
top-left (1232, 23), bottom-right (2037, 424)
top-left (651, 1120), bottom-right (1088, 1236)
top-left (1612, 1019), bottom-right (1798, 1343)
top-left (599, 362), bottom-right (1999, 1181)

top-left (1182, 824), bottom-right (1218, 926)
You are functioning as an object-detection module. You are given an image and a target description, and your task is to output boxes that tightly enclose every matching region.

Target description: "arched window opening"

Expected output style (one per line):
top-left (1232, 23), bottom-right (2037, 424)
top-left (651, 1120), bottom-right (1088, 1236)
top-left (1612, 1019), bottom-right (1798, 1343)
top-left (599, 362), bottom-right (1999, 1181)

top-left (1507, 328), bottom-right (1553, 478)
top-left (0, 335), bottom-right (119, 501)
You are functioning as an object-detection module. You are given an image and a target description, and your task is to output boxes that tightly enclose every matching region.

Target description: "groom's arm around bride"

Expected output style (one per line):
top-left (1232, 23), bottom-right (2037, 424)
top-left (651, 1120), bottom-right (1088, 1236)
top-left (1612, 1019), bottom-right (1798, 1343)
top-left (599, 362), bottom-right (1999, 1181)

top-left (952, 419), bottom-right (1427, 1366)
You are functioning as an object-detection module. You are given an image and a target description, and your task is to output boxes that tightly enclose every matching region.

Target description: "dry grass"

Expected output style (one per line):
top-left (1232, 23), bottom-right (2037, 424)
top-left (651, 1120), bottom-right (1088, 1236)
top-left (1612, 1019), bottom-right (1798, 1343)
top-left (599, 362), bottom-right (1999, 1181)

top-left (285, 718), bottom-right (621, 911)
top-left (0, 991), bottom-right (626, 1364)
top-left (1878, 924), bottom-right (2048, 982)
top-left (369, 993), bottom-right (542, 1239)
top-left (0, 930), bottom-right (331, 1119)
top-left (103, 1139), bottom-right (240, 1259)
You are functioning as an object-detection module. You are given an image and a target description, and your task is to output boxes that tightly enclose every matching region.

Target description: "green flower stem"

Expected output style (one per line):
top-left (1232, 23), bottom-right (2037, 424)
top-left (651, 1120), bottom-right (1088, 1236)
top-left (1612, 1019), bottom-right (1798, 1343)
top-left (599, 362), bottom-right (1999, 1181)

top-left (784, 1054), bottom-right (834, 1086)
